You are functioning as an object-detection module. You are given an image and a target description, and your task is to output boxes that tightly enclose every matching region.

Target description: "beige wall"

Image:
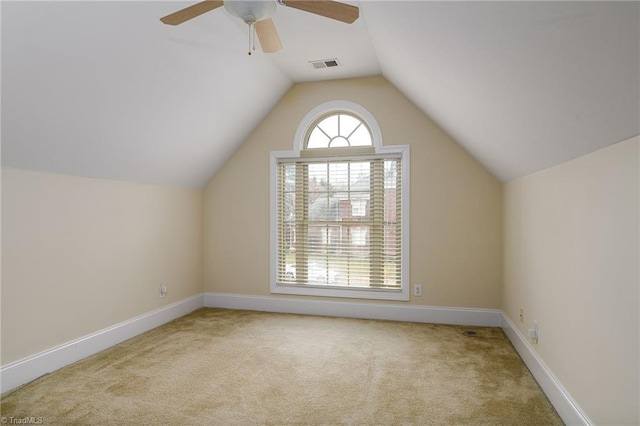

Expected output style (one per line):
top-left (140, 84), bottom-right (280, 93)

top-left (1, 169), bottom-right (203, 364)
top-left (503, 136), bottom-right (639, 425)
top-left (203, 76), bottom-right (503, 308)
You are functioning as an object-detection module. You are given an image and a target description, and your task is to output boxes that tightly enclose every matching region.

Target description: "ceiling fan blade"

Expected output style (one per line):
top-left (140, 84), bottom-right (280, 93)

top-left (255, 18), bottom-right (283, 53)
top-left (160, 0), bottom-right (223, 26)
top-left (282, 1), bottom-right (359, 24)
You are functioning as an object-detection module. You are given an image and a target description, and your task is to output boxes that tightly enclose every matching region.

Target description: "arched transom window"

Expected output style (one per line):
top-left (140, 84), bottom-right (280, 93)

top-left (306, 112), bottom-right (372, 149)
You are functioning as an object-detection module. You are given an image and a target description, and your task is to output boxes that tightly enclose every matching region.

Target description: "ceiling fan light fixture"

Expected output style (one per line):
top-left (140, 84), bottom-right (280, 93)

top-left (160, 0), bottom-right (359, 55)
top-left (224, 0), bottom-right (277, 24)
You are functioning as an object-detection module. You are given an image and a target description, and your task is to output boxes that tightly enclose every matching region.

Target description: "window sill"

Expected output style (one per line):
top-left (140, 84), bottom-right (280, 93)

top-left (271, 282), bottom-right (410, 301)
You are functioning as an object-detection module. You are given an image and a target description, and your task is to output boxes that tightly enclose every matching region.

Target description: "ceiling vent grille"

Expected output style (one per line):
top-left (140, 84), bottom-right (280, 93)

top-left (309, 58), bottom-right (340, 69)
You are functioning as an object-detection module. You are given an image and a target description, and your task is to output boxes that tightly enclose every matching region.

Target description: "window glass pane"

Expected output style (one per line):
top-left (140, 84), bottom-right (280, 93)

top-left (349, 162), bottom-right (369, 189)
top-left (283, 192), bottom-right (295, 221)
top-left (317, 115), bottom-right (338, 138)
top-left (339, 114), bottom-right (361, 138)
top-left (283, 163), bottom-right (296, 190)
top-left (307, 127), bottom-right (330, 149)
top-left (309, 197), bottom-right (332, 221)
top-left (349, 124), bottom-right (372, 147)
top-left (384, 160), bottom-right (398, 189)
top-left (329, 136), bottom-right (349, 148)
top-left (351, 226), bottom-right (367, 246)
top-left (329, 162), bottom-right (348, 189)
top-left (308, 163), bottom-right (327, 193)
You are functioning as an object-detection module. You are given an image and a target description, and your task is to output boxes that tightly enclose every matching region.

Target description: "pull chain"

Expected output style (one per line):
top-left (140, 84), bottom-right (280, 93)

top-left (248, 23), bottom-right (256, 56)
top-left (253, 24), bottom-right (256, 53)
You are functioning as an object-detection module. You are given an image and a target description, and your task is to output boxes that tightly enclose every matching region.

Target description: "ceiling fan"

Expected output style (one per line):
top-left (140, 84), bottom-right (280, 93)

top-left (160, 0), bottom-right (359, 55)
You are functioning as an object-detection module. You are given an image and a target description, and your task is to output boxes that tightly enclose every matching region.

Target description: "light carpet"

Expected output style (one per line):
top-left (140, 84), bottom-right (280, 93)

top-left (1, 308), bottom-right (563, 425)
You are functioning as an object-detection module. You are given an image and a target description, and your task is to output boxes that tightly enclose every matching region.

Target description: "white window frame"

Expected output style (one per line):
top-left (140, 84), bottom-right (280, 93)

top-left (270, 101), bottom-right (410, 301)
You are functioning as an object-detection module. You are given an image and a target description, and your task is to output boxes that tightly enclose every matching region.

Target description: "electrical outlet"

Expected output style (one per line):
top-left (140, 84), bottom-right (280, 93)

top-left (159, 283), bottom-right (167, 298)
top-left (413, 284), bottom-right (423, 297)
top-left (519, 307), bottom-right (524, 323)
top-left (528, 320), bottom-right (539, 344)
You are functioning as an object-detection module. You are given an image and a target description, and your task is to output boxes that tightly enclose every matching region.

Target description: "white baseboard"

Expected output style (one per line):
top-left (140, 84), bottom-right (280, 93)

top-left (1, 294), bottom-right (204, 394)
top-left (501, 313), bottom-right (592, 426)
top-left (204, 292), bottom-right (502, 326)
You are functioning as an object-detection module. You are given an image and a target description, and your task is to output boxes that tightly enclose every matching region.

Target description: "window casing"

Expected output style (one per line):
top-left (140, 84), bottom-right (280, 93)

top-left (270, 101), bottom-right (409, 301)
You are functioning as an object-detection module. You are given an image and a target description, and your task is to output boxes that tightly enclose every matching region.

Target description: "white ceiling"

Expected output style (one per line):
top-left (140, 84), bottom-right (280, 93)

top-left (362, 1), bottom-right (639, 181)
top-left (2, 1), bottom-right (638, 187)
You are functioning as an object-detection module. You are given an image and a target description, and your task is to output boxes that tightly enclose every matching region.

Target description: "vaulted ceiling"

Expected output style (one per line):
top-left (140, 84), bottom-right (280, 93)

top-left (2, 1), bottom-right (638, 187)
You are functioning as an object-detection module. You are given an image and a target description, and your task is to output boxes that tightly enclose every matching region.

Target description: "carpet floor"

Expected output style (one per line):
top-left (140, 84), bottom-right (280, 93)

top-left (1, 308), bottom-right (563, 425)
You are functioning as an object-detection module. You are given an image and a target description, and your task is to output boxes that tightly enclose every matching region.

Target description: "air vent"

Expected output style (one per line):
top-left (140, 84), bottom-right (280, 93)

top-left (309, 58), bottom-right (340, 69)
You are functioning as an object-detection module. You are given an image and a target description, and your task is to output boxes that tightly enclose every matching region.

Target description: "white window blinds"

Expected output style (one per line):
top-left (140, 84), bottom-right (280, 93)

top-left (276, 156), bottom-right (402, 290)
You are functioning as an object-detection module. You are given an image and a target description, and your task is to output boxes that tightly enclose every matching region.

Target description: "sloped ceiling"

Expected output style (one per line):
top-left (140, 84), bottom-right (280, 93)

top-left (362, 1), bottom-right (639, 181)
top-left (2, 1), bottom-right (638, 187)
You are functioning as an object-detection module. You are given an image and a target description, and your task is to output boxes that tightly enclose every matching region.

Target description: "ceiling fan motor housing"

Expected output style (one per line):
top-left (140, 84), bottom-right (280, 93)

top-left (224, 0), bottom-right (277, 24)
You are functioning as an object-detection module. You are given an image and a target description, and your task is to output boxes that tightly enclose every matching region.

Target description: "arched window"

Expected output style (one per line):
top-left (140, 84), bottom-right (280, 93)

top-left (306, 112), bottom-right (372, 149)
top-left (270, 101), bottom-right (409, 301)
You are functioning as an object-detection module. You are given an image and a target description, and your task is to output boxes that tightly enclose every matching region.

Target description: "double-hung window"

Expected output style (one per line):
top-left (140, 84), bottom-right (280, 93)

top-left (270, 101), bottom-right (409, 301)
